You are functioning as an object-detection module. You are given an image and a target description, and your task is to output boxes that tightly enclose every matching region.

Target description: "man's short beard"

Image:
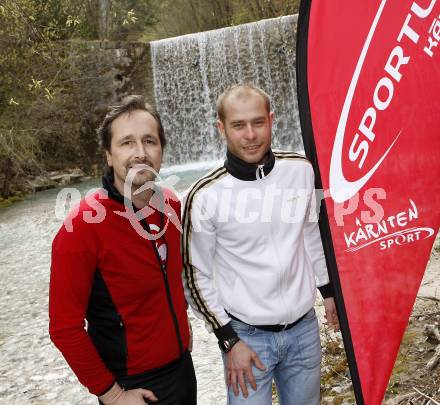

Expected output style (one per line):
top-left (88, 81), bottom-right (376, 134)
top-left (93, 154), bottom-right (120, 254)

top-left (130, 171), bottom-right (157, 188)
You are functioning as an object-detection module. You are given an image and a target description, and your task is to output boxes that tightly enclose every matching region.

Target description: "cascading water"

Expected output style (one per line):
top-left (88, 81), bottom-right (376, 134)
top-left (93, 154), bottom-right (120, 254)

top-left (151, 15), bottom-right (303, 165)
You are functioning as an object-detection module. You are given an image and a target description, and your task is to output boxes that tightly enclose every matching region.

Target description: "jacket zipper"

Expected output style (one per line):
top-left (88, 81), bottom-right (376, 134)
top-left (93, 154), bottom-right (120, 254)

top-left (256, 171), bottom-right (288, 324)
top-left (158, 260), bottom-right (184, 355)
top-left (140, 216), bottom-right (184, 356)
top-left (118, 315), bottom-right (128, 358)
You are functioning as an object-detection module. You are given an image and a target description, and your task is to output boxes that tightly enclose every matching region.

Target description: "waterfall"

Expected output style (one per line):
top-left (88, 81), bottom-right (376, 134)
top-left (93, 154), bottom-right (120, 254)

top-left (151, 15), bottom-right (303, 166)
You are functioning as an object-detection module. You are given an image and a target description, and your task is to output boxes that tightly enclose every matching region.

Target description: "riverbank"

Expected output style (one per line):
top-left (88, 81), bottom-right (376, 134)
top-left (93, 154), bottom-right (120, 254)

top-left (0, 168), bottom-right (94, 209)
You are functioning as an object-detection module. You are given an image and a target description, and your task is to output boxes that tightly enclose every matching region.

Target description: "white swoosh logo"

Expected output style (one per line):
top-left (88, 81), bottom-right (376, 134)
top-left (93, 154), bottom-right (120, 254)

top-left (329, 0), bottom-right (401, 203)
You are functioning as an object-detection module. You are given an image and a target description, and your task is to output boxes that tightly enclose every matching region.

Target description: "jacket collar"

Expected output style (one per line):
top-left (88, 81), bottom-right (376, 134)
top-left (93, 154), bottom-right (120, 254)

top-left (102, 169), bottom-right (126, 205)
top-left (224, 149), bottom-right (275, 181)
top-left (102, 169), bottom-right (165, 217)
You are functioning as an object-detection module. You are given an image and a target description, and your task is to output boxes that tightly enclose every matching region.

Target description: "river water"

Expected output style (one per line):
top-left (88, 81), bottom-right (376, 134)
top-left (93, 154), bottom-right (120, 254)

top-left (0, 162), bottom-right (226, 405)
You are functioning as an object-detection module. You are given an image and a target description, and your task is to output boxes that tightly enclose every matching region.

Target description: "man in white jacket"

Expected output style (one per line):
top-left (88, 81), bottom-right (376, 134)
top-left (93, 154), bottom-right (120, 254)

top-left (182, 84), bottom-right (339, 405)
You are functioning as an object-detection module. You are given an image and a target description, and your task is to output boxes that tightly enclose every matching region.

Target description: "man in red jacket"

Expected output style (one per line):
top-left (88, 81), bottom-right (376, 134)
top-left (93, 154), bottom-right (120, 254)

top-left (49, 95), bottom-right (196, 405)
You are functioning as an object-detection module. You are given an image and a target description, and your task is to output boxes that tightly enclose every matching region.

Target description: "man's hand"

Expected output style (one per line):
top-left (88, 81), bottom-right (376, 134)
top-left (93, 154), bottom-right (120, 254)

top-left (99, 382), bottom-right (158, 405)
top-left (113, 388), bottom-right (158, 404)
top-left (226, 340), bottom-right (266, 398)
top-left (323, 297), bottom-right (340, 332)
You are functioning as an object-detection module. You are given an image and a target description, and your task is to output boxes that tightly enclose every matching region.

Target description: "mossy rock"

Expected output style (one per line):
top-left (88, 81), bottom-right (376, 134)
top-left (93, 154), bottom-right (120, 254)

top-left (0, 195), bottom-right (24, 209)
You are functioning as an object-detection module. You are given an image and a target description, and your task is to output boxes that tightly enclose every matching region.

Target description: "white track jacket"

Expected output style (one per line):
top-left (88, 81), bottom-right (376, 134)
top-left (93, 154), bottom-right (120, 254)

top-left (182, 150), bottom-right (331, 338)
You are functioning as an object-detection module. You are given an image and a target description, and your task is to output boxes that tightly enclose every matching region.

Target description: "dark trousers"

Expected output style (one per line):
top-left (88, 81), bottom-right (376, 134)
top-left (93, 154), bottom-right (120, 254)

top-left (99, 351), bottom-right (197, 405)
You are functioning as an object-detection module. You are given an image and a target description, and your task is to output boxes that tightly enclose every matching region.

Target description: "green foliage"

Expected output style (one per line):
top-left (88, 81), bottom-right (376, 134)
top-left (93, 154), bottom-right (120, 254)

top-left (233, 0), bottom-right (299, 24)
top-left (146, 0), bottom-right (234, 38)
top-left (109, 0), bottom-right (157, 40)
top-left (144, 0), bottom-right (299, 41)
top-left (0, 1), bottom-right (95, 197)
top-left (0, 0), bottom-right (157, 197)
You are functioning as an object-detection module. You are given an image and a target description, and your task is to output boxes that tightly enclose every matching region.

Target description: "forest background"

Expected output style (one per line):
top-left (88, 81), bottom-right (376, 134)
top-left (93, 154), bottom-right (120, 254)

top-left (0, 0), bottom-right (299, 200)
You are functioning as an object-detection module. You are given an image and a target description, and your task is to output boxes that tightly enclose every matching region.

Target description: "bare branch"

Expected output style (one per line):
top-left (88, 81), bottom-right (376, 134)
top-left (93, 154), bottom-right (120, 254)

top-left (413, 388), bottom-right (440, 404)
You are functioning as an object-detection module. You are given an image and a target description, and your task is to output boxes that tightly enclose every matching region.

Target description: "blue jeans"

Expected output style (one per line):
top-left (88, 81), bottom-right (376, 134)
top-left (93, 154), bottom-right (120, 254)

top-left (223, 309), bottom-right (321, 405)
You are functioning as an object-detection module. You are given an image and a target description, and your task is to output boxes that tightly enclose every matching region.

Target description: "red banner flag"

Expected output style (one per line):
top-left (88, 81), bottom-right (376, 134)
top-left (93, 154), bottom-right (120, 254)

top-left (297, 1), bottom-right (440, 404)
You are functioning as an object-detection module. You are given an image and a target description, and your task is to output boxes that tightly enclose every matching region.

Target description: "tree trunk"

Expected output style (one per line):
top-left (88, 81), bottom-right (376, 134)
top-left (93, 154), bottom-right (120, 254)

top-left (1, 157), bottom-right (12, 198)
top-left (98, 0), bottom-right (111, 40)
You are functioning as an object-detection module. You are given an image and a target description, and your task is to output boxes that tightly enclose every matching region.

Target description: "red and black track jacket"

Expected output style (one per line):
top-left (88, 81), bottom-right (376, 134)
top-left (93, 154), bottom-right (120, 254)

top-left (49, 175), bottom-right (190, 395)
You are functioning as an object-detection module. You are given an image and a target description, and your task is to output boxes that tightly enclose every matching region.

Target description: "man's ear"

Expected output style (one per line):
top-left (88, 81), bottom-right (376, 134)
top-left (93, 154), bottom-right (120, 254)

top-left (105, 150), bottom-right (112, 167)
top-left (269, 111), bottom-right (275, 126)
top-left (217, 119), bottom-right (226, 138)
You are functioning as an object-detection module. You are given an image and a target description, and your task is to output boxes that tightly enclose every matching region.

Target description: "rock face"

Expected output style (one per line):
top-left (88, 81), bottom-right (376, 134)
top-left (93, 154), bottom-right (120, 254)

top-left (72, 40), bottom-right (155, 110)
top-left (151, 15), bottom-right (302, 165)
top-left (26, 169), bottom-right (89, 192)
top-left (60, 40), bottom-right (155, 161)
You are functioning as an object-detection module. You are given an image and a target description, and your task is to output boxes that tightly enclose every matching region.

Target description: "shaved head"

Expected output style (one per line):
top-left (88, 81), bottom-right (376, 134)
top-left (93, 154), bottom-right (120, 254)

top-left (217, 84), bottom-right (271, 123)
